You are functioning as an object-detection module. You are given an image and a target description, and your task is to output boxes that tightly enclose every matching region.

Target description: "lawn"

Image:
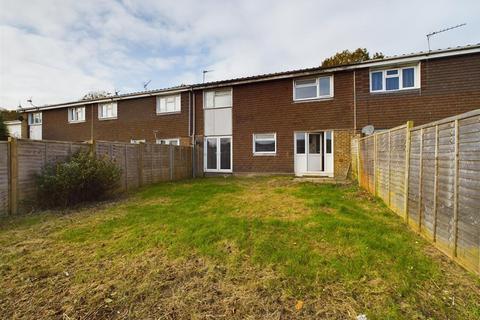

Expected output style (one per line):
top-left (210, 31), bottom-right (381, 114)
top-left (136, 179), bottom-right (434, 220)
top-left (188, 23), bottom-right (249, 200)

top-left (1, 177), bottom-right (479, 319)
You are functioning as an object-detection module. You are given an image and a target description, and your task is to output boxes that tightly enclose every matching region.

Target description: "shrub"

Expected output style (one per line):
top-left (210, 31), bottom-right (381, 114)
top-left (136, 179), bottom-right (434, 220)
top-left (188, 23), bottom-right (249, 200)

top-left (0, 113), bottom-right (8, 140)
top-left (36, 151), bottom-right (122, 208)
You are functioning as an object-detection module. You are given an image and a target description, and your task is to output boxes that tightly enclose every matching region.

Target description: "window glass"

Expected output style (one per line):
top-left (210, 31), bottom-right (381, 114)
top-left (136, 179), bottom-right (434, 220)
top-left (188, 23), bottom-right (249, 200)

top-left (402, 68), bottom-right (415, 88)
top-left (295, 85), bottom-right (317, 100)
top-left (28, 112), bottom-right (42, 125)
top-left (386, 70), bottom-right (398, 75)
top-left (371, 72), bottom-right (383, 91)
top-left (157, 95), bottom-right (181, 113)
top-left (220, 138), bottom-right (231, 170)
top-left (296, 132), bottom-right (305, 154)
top-left (69, 107), bottom-right (85, 122)
top-left (309, 134), bottom-right (321, 154)
top-left (318, 77), bottom-right (331, 96)
top-left (254, 133), bottom-right (276, 153)
top-left (386, 77), bottom-right (399, 90)
top-left (206, 138), bottom-right (217, 169)
top-left (326, 131), bottom-right (332, 154)
top-left (205, 89), bottom-right (232, 109)
top-left (99, 102), bottom-right (117, 119)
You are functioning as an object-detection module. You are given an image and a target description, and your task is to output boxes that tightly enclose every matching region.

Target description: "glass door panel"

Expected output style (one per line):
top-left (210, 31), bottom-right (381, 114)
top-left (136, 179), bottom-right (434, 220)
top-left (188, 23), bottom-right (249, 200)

top-left (206, 138), bottom-right (217, 170)
top-left (220, 137), bottom-right (231, 170)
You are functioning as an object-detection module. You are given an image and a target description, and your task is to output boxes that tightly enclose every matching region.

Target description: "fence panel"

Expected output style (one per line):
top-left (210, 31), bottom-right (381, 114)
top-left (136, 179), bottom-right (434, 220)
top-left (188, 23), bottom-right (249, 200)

top-left (457, 114), bottom-right (480, 273)
top-left (1, 139), bottom-right (195, 215)
top-left (359, 136), bottom-right (375, 193)
top-left (350, 138), bottom-right (358, 180)
top-left (353, 109), bottom-right (480, 276)
top-left (389, 127), bottom-right (407, 215)
top-left (0, 142), bottom-right (9, 215)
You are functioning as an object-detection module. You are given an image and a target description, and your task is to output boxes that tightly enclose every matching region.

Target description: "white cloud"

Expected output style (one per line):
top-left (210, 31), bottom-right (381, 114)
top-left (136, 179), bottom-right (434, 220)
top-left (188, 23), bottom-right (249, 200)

top-left (0, 0), bottom-right (479, 109)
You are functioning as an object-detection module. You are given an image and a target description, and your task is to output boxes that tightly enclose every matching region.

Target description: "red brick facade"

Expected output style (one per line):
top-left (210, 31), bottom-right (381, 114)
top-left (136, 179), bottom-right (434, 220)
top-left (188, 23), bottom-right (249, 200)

top-left (41, 92), bottom-right (191, 144)
top-left (355, 53), bottom-right (480, 129)
top-left (26, 50), bottom-right (480, 176)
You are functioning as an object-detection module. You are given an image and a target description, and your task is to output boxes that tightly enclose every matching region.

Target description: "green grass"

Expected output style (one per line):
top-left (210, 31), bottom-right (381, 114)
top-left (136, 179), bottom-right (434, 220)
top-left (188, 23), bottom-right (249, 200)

top-left (1, 176), bottom-right (479, 319)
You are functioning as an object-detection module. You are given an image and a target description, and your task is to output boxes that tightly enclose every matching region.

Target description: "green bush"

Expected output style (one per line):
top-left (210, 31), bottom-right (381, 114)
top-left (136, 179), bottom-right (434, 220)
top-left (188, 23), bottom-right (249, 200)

top-left (0, 113), bottom-right (8, 140)
top-left (36, 151), bottom-right (121, 208)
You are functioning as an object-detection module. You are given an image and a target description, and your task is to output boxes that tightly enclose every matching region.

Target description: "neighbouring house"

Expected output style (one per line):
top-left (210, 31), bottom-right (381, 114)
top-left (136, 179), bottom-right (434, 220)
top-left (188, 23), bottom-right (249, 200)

top-left (19, 44), bottom-right (480, 178)
top-left (4, 120), bottom-right (22, 138)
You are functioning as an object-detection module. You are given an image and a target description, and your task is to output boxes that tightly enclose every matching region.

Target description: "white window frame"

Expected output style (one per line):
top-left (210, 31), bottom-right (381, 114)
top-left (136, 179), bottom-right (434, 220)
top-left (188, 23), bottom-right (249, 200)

top-left (28, 112), bottom-right (42, 125)
top-left (203, 88), bottom-right (233, 109)
top-left (293, 75), bottom-right (334, 101)
top-left (98, 102), bottom-right (117, 120)
top-left (156, 138), bottom-right (180, 145)
top-left (130, 139), bottom-right (146, 144)
top-left (370, 64), bottom-right (420, 93)
top-left (253, 133), bottom-right (277, 156)
top-left (204, 136), bottom-right (233, 173)
top-left (68, 107), bottom-right (86, 123)
top-left (156, 94), bottom-right (181, 115)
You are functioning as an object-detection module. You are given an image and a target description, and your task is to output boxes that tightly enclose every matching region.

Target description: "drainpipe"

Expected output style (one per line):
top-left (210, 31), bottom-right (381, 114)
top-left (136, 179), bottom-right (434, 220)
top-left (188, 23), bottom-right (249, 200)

top-left (353, 70), bottom-right (357, 132)
top-left (191, 89), bottom-right (196, 177)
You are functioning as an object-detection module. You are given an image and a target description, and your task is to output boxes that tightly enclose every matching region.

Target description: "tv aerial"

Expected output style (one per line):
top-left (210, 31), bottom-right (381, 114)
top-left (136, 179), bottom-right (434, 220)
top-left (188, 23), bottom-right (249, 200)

top-left (143, 80), bottom-right (151, 90)
top-left (426, 23), bottom-right (466, 52)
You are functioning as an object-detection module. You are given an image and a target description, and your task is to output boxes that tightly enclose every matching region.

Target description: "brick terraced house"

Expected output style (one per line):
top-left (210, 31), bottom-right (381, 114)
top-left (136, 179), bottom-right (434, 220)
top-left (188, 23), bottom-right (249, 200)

top-left (21, 45), bottom-right (480, 178)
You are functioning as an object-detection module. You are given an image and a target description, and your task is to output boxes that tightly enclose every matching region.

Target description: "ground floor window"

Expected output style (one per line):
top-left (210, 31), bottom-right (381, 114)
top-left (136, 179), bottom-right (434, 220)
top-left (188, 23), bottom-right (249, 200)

top-left (253, 133), bottom-right (276, 155)
top-left (156, 138), bottom-right (180, 145)
top-left (205, 136), bottom-right (232, 172)
top-left (130, 139), bottom-right (146, 144)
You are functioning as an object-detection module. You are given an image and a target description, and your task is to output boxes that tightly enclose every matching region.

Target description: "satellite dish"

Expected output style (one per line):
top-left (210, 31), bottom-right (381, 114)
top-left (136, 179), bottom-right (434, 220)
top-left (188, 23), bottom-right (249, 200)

top-left (362, 125), bottom-right (375, 135)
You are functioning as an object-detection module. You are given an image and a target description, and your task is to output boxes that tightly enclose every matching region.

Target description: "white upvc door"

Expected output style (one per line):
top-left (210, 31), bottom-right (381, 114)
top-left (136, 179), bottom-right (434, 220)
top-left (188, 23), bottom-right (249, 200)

top-left (204, 136), bottom-right (232, 173)
top-left (294, 131), bottom-right (333, 177)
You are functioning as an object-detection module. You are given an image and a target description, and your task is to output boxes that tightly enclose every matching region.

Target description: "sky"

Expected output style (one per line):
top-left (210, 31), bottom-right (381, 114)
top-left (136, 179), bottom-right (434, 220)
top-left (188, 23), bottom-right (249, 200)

top-left (0, 0), bottom-right (479, 109)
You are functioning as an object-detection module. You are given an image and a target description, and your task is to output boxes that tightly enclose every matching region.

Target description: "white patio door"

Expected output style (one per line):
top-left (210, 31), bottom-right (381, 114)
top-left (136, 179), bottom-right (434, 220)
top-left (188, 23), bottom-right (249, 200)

top-left (205, 136), bottom-right (232, 173)
top-left (294, 131), bottom-right (333, 177)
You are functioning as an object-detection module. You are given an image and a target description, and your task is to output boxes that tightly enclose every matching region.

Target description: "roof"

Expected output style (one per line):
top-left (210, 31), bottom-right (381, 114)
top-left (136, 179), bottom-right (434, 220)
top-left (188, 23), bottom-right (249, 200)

top-left (21, 43), bottom-right (480, 112)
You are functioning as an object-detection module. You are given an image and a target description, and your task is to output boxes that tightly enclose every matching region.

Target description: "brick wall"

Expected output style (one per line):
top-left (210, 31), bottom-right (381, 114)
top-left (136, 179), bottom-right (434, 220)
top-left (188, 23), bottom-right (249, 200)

top-left (333, 130), bottom-right (354, 178)
top-left (40, 92), bottom-right (192, 144)
top-left (355, 53), bottom-right (480, 129)
top-left (229, 71), bottom-right (354, 174)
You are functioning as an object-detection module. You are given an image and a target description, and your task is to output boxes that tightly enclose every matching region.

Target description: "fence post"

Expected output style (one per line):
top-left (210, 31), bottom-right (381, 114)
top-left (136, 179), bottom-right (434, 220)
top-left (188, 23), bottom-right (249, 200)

top-left (124, 144), bottom-right (128, 191)
top-left (90, 140), bottom-right (96, 157)
top-left (169, 144), bottom-right (174, 181)
top-left (374, 134), bottom-right (378, 196)
top-left (356, 138), bottom-right (361, 185)
top-left (432, 125), bottom-right (439, 242)
top-left (453, 119), bottom-right (460, 257)
top-left (8, 137), bottom-right (18, 215)
top-left (404, 121), bottom-right (413, 222)
top-left (417, 128), bottom-right (424, 232)
top-left (388, 131), bottom-right (392, 207)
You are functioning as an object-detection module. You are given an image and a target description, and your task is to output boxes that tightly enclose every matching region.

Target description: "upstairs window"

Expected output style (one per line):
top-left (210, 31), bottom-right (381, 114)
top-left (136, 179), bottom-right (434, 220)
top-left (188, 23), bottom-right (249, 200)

top-left (370, 65), bottom-right (419, 92)
top-left (294, 76), bottom-right (333, 101)
top-left (253, 133), bottom-right (276, 155)
top-left (98, 102), bottom-right (117, 119)
top-left (157, 94), bottom-right (181, 114)
top-left (68, 107), bottom-right (85, 123)
top-left (204, 89), bottom-right (232, 109)
top-left (28, 112), bottom-right (42, 125)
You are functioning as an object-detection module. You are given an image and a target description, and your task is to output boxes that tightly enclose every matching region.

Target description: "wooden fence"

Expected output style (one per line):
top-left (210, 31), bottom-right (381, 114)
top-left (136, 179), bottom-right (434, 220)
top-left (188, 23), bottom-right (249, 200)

top-left (352, 109), bottom-right (480, 276)
top-left (0, 138), bottom-right (201, 216)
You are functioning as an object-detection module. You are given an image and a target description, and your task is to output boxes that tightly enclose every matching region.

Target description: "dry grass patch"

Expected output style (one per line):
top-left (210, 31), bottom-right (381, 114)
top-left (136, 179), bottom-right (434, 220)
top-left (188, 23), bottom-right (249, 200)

top-left (1, 176), bottom-right (479, 319)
